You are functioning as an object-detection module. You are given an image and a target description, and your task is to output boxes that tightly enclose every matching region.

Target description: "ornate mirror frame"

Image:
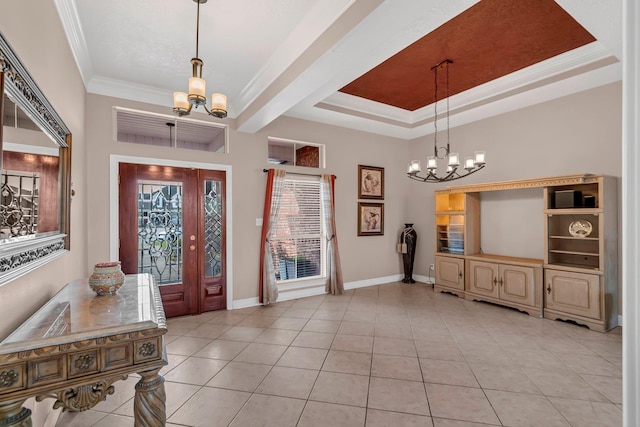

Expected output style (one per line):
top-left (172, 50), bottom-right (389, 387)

top-left (0, 31), bottom-right (72, 285)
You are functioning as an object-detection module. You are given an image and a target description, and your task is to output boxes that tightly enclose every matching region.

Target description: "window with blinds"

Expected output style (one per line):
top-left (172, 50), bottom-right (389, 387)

top-left (270, 178), bottom-right (324, 282)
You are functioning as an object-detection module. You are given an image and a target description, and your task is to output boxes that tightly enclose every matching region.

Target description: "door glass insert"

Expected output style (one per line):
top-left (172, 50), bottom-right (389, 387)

top-left (204, 179), bottom-right (222, 278)
top-left (1, 171), bottom-right (39, 238)
top-left (137, 180), bottom-right (183, 285)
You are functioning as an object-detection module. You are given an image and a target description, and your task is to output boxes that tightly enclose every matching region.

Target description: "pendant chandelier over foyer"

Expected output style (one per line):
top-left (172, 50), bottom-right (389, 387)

top-left (173, 0), bottom-right (228, 118)
top-left (407, 60), bottom-right (486, 183)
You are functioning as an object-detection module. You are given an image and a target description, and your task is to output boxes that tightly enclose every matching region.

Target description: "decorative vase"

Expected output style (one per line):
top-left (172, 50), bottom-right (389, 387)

top-left (89, 261), bottom-right (125, 296)
top-left (401, 224), bottom-right (417, 284)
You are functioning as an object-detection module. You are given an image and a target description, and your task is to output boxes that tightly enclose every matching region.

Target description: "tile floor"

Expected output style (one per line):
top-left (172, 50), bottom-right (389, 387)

top-left (58, 282), bottom-right (622, 426)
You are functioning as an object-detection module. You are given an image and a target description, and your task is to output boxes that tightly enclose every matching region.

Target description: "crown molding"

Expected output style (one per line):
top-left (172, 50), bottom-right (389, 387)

top-left (54, 0), bottom-right (93, 88)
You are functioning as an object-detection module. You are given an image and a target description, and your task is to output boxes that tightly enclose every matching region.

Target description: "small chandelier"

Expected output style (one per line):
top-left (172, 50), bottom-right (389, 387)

top-left (173, 0), bottom-right (227, 118)
top-left (407, 59), bottom-right (485, 183)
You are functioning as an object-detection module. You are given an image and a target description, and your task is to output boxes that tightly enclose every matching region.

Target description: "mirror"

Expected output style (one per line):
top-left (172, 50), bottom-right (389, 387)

top-left (0, 31), bottom-right (72, 285)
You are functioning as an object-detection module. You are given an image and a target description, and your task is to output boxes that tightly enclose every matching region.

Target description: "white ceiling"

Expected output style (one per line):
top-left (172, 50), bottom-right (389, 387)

top-left (54, 0), bottom-right (622, 140)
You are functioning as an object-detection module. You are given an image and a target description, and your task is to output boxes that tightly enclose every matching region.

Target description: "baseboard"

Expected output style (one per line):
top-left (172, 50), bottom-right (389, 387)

top-left (232, 297), bottom-right (260, 309)
top-left (344, 274), bottom-right (403, 290)
top-left (231, 274), bottom-right (434, 309)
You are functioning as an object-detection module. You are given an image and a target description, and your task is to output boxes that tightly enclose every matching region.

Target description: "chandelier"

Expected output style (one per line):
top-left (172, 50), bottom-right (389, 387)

top-left (173, 0), bottom-right (227, 118)
top-left (407, 59), bottom-right (485, 183)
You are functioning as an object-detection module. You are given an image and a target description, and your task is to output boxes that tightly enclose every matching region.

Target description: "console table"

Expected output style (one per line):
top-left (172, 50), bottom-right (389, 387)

top-left (0, 273), bottom-right (168, 426)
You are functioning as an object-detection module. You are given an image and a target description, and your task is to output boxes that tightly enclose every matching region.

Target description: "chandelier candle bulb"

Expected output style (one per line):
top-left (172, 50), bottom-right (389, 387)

top-left (211, 93), bottom-right (227, 113)
top-left (189, 77), bottom-right (206, 98)
top-left (464, 157), bottom-right (475, 170)
top-left (408, 160), bottom-right (421, 174)
top-left (426, 156), bottom-right (437, 170)
top-left (173, 92), bottom-right (190, 111)
top-left (448, 152), bottom-right (460, 167)
top-left (474, 151), bottom-right (486, 165)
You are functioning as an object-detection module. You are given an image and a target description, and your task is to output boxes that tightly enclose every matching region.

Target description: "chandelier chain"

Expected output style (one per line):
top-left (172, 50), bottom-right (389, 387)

top-left (195, 0), bottom-right (201, 59)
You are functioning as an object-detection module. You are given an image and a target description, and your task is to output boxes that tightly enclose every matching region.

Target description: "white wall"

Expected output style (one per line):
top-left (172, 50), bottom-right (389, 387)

top-left (84, 94), bottom-right (411, 302)
top-left (0, 0), bottom-right (87, 340)
top-left (408, 81), bottom-right (623, 309)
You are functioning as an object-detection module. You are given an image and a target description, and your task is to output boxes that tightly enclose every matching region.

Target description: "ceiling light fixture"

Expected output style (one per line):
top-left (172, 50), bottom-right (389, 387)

top-left (407, 59), bottom-right (485, 183)
top-left (173, 0), bottom-right (227, 118)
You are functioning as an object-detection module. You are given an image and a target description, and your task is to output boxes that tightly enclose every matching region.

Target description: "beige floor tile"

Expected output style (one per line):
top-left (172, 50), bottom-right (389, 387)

top-left (193, 339), bottom-right (249, 360)
top-left (93, 414), bottom-right (135, 427)
top-left (343, 310), bottom-right (377, 322)
top-left (256, 366), bottom-right (319, 399)
top-left (338, 320), bottom-right (375, 336)
top-left (238, 315), bottom-right (278, 328)
top-left (166, 336), bottom-right (213, 356)
top-left (371, 354), bottom-right (422, 381)
top-left (229, 393), bottom-right (306, 427)
top-left (581, 373), bottom-right (623, 404)
top-left (312, 309), bottom-right (346, 321)
top-left (56, 410), bottom-right (107, 427)
top-left (373, 336), bottom-right (417, 356)
top-left (269, 316), bottom-right (309, 330)
top-left (168, 387), bottom-right (250, 427)
top-left (218, 326), bottom-right (266, 342)
top-left (166, 320), bottom-right (202, 335)
top-left (548, 396), bottom-right (623, 427)
top-left (253, 328), bottom-right (299, 345)
top-left (277, 346), bottom-right (328, 370)
top-left (303, 319), bottom-right (341, 333)
top-left (184, 323), bottom-right (232, 339)
top-left (485, 389), bottom-right (570, 426)
top-left (309, 371), bottom-right (369, 407)
top-left (291, 296), bottom-right (326, 309)
top-left (298, 401), bottom-right (366, 427)
top-left (234, 343), bottom-right (288, 365)
top-left (556, 352), bottom-right (622, 377)
top-left (159, 354), bottom-right (188, 376)
top-left (291, 331), bottom-right (335, 349)
top-left (282, 308), bottom-right (316, 319)
top-left (207, 312), bottom-right (248, 326)
top-left (164, 356), bottom-right (228, 385)
top-left (432, 418), bottom-right (500, 427)
top-left (255, 305), bottom-right (290, 317)
top-left (332, 334), bottom-right (374, 353)
top-left (365, 408), bottom-right (433, 427)
top-left (505, 348), bottom-right (568, 372)
top-left (469, 363), bottom-right (541, 394)
top-left (458, 343), bottom-right (516, 366)
top-left (319, 300), bottom-right (350, 311)
top-left (425, 383), bottom-right (499, 424)
top-left (415, 339), bottom-right (465, 362)
top-left (113, 381), bottom-right (200, 418)
top-left (206, 361), bottom-right (272, 392)
top-left (322, 350), bottom-right (372, 376)
top-left (420, 359), bottom-right (479, 388)
top-left (374, 323), bottom-right (414, 339)
top-left (368, 377), bottom-right (429, 416)
top-left (523, 367), bottom-right (609, 402)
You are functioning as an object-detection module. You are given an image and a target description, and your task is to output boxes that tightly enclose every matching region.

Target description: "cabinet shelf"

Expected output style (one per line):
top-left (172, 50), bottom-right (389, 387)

top-left (549, 249), bottom-right (599, 257)
top-left (548, 235), bottom-right (599, 241)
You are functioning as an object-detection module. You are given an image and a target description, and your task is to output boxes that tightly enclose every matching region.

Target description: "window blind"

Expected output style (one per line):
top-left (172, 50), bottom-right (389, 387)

top-left (270, 178), bottom-right (324, 281)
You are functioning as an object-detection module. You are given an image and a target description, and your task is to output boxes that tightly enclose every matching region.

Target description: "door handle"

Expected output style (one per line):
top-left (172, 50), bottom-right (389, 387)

top-left (459, 271), bottom-right (463, 278)
top-left (546, 284), bottom-right (552, 294)
top-left (499, 278), bottom-right (503, 287)
top-left (190, 245), bottom-right (196, 251)
top-left (493, 277), bottom-right (497, 285)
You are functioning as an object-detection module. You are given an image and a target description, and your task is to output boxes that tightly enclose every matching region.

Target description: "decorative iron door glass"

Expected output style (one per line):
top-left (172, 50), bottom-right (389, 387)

top-left (204, 179), bottom-right (222, 278)
top-left (137, 180), bottom-right (183, 285)
top-left (1, 171), bottom-right (40, 239)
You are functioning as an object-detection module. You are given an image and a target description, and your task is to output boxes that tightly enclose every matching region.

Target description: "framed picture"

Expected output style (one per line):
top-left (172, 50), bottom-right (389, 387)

top-left (358, 165), bottom-right (384, 199)
top-left (358, 202), bottom-right (384, 236)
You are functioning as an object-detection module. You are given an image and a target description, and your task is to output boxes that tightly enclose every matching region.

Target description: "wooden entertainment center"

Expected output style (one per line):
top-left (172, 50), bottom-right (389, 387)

top-left (434, 174), bottom-right (618, 332)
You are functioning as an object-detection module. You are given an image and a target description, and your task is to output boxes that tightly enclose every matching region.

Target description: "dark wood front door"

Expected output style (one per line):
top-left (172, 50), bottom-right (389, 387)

top-left (119, 163), bottom-right (226, 317)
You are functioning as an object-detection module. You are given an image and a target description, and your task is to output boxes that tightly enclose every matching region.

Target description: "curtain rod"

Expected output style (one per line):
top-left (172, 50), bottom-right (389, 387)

top-left (262, 169), bottom-right (336, 179)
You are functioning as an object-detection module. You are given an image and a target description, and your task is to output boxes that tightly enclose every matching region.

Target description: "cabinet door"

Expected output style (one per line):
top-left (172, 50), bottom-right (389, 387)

top-left (499, 265), bottom-right (535, 307)
top-left (435, 256), bottom-right (464, 290)
top-left (545, 269), bottom-right (600, 319)
top-left (468, 261), bottom-right (498, 298)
